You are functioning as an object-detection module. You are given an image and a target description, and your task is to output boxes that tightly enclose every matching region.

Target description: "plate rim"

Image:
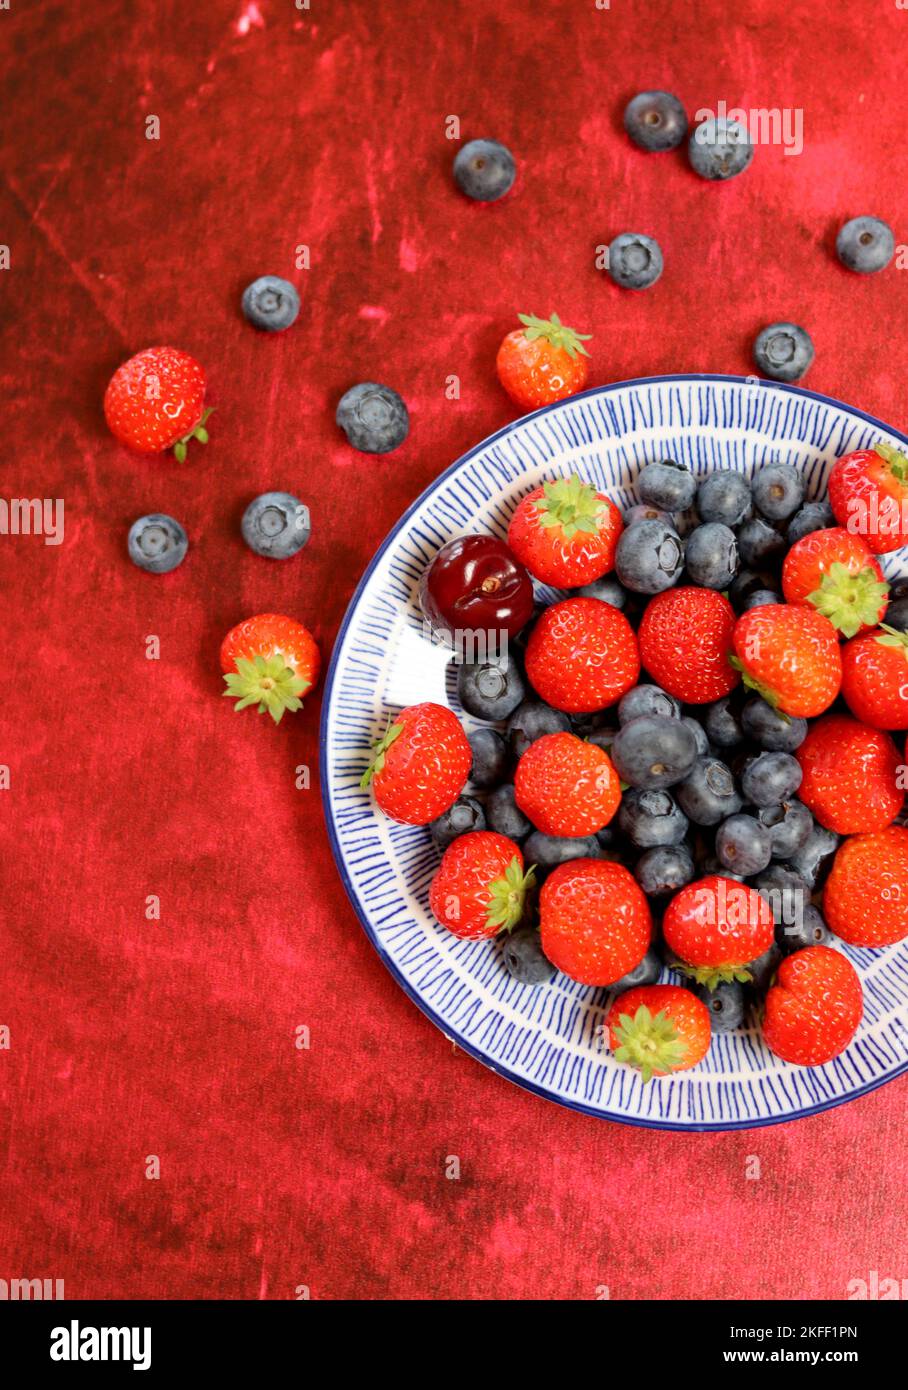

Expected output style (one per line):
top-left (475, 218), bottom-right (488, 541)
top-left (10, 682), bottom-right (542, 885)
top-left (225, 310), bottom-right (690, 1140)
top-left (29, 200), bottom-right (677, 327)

top-left (320, 372), bottom-right (908, 1131)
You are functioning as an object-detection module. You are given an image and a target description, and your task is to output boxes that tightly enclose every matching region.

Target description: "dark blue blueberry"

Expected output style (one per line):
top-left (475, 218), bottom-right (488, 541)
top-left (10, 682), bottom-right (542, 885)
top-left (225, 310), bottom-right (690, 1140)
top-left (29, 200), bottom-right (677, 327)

top-left (569, 709), bottom-right (617, 738)
top-left (786, 499), bottom-right (834, 545)
top-left (523, 832), bottom-right (601, 872)
top-left (430, 796), bottom-right (485, 851)
top-left (506, 700), bottom-right (570, 759)
top-left (458, 659), bottom-right (525, 720)
top-left (697, 470), bottom-right (753, 527)
top-left (703, 698), bottom-right (743, 750)
top-left (241, 491), bottom-right (310, 559)
top-left (576, 576), bottom-right (629, 608)
top-left (615, 518), bottom-right (684, 594)
top-left (684, 522), bottom-right (739, 589)
top-left (611, 948), bottom-right (663, 992)
top-left (753, 323), bottom-right (815, 382)
top-left (688, 116), bottom-right (754, 180)
top-left (736, 516), bottom-right (787, 567)
top-left (623, 502), bottom-right (673, 528)
top-left (741, 751), bottom-right (802, 807)
top-left (680, 716), bottom-right (710, 756)
top-left (716, 813), bottom-right (773, 876)
top-left (787, 824), bottom-right (840, 890)
top-left (607, 232), bottom-right (663, 290)
top-left (747, 943), bottom-right (783, 993)
top-left (753, 864), bottom-right (810, 928)
top-left (336, 382), bottom-right (409, 453)
top-left (700, 854), bottom-right (744, 882)
top-left (127, 513), bottom-right (188, 573)
top-left (617, 789), bottom-right (689, 848)
top-left (693, 980), bottom-right (745, 1031)
top-left (634, 844), bottom-right (694, 896)
top-left (453, 139), bottom-right (516, 202)
top-left (751, 463), bottom-right (805, 522)
top-left (729, 568), bottom-right (777, 611)
top-left (741, 588), bottom-right (781, 611)
top-left (585, 726), bottom-right (618, 755)
top-left (756, 800), bottom-right (813, 859)
top-left (501, 928), bottom-right (554, 985)
top-left (611, 715), bottom-right (698, 790)
top-left (618, 684), bottom-right (680, 725)
top-left (836, 216), bottom-right (895, 274)
top-left (624, 91), bottom-right (688, 152)
top-left (241, 275), bottom-right (300, 332)
top-left (485, 785), bottom-right (532, 841)
top-left (776, 902), bottom-right (830, 954)
top-left (676, 756), bottom-right (743, 826)
top-left (741, 697), bottom-right (807, 751)
top-left (882, 596), bottom-right (908, 633)
top-left (637, 459), bottom-right (697, 512)
top-left (467, 727), bottom-right (509, 789)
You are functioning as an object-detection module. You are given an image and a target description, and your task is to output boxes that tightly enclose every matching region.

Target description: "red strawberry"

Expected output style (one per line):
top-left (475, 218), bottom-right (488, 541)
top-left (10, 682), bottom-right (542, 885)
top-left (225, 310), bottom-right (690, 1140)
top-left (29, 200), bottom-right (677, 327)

top-left (824, 827), bottom-right (908, 946)
top-left (524, 597), bottom-right (640, 713)
top-left (841, 625), bottom-right (908, 729)
top-left (662, 875), bottom-right (775, 987)
top-left (104, 347), bottom-right (211, 459)
top-left (429, 832), bottom-right (535, 940)
top-left (828, 442), bottom-right (908, 555)
top-left (360, 702), bottom-right (471, 825)
top-left (507, 474), bottom-right (623, 587)
top-left (781, 527), bottom-right (888, 638)
top-left (606, 985), bottom-right (711, 1081)
top-left (731, 604), bottom-right (841, 717)
top-left (220, 614), bottom-right (320, 724)
top-left (496, 312), bottom-right (591, 411)
top-left (539, 859), bottom-right (651, 986)
top-left (514, 731), bottom-right (621, 837)
top-left (795, 714), bottom-right (902, 834)
top-left (762, 945), bottom-right (862, 1066)
top-left (638, 587), bottom-right (739, 704)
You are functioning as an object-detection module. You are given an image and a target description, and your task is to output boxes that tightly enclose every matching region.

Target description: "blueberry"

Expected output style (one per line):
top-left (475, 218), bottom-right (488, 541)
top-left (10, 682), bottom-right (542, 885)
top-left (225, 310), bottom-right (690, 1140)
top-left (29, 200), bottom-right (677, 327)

top-left (703, 698), bottom-right (743, 750)
top-left (623, 503), bottom-right (673, 528)
top-left (756, 800), bottom-right (813, 859)
top-left (753, 323), bottom-right (815, 382)
top-left (747, 943), bottom-right (783, 993)
top-left (611, 948), bottom-right (663, 992)
top-left (729, 568), bottom-right (777, 611)
top-left (786, 500), bottom-right (834, 545)
top-left (634, 844), bottom-right (694, 896)
top-left (430, 796), bottom-right (486, 850)
top-left (585, 726), bottom-right (619, 755)
top-left (637, 459), bottom-right (697, 512)
top-left (127, 514), bottom-right (188, 573)
top-left (618, 789), bottom-right (689, 847)
top-left (241, 275), bottom-right (300, 332)
top-left (676, 756), bottom-right (743, 825)
top-left (611, 715), bottom-right (698, 789)
top-left (776, 902), bottom-right (831, 954)
top-left (684, 522), bottom-right (739, 589)
top-left (468, 727), bottom-right (509, 789)
top-left (697, 471), bottom-right (753, 527)
top-left (884, 596), bottom-right (908, 634)
top-left (453, 139), bottom-right (516, 202)
top-left (576, 576), bottom-right (628, 608)
top-left (741, 588), bottom-right (780, 611)
top-left (716, 813), bottom-right (773, 876)
top-left (836, 215), bottom-right (895, 274)
top-left (700, 855), bottom-right (744, 882)
top-left (607, 232), bottom-right (663, 290)
top-left (736, 516), bottom-right (787, 567)
top-left (751, 463), bottom-right (805, 522)
top-left (753, 865), bottom-right (810, 928)
top-left (688, 116), bottom-right (754, 181)
top-left (615, 519), bottom-right (684, 594)
top-left (624, 91), bottom-right (687, 151)
top-left (506, 700), bottom-right (570, 759)
top-left (693, 980), bottom-right (745, 1032)
top-left (741, 697), bottom-right (807, 751)
top-left (501, 928), bottom-right (554, 985)
top-left (523, 832), bottom-right (601, 872)
top-left (741, 751), bottom-right (802, 807)
top-left (336, 383), bottom-right (409, 454)
top-left (458, 660), bottom-right (525, 720)
top-left (485, 785), bottom-right (532, 841)
top-left (787, 824), bottom-right (840, 890)
top-left (680, 716), bottom-right (710, 756)
top-left (241, 491), bottom-right (310, 559)
top-left (618, 684), bottom-right (680, 725)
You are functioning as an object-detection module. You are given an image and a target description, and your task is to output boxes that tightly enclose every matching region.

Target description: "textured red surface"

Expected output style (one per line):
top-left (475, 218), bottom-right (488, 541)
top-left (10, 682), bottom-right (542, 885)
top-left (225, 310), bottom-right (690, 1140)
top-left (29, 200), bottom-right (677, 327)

top-left (2, 0), bottom-right (907, 1301)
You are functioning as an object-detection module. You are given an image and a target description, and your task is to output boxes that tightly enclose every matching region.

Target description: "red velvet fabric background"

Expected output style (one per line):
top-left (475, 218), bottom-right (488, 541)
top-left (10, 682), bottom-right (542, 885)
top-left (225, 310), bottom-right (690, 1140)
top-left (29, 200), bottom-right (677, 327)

top-left (2, 0), bottom-right (906, 1301)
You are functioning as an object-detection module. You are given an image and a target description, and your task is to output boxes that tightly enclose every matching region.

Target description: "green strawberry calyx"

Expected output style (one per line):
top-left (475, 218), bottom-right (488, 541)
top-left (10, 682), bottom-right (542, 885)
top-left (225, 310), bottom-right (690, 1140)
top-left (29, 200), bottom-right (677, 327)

top-left (873, 441), bottom-right (908, 482)
top-left (533, 472), bottom-right (607, 539)
top-left (806, 561), bottom-right (889, 639)
top-left (486, 857), bottom-right (537, 934)
top-left (518, 312), bottom-right (591, 361)
top-left (612, 1005), bottom-right (687, 1083)
top-left (223, 652), bottom-right (309, 725)
top-left (874, 622), bottom-right (908, 657)
top-left (359, 719), bottom-right (404, 790)
top-left (672, 960), bottom-right (753, 990)
top-left (727, 654), bottom-right (790, 721)
top-left (173, 406), bottom-right (215, 463)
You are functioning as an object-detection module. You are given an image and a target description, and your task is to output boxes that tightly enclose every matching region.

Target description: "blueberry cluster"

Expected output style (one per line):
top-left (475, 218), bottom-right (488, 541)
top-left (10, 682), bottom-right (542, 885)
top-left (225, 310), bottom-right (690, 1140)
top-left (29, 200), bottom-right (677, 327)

top-left (128, 489), bottom-right (312, 573)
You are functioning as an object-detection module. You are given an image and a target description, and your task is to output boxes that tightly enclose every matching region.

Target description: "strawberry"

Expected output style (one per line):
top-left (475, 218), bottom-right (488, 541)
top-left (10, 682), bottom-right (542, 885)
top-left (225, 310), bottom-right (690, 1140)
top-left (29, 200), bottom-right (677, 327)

top-left (360, 702), bottom-right (471, 825)
top-left (507, 474), bottom-right (623, 587)
top-left (662, 875), bottom-right (775, 987)
top-left (795, 714), bottom-right (902, 834)
top-left (539, 858), bottom-right (651, 986)
top-left (220, 614), bottom-right (320, 724)
top-left (496, 312), bottom-right (591, 411)
top-left (524, 596), bottom-right (640, 713)
top-left (762, 945), bottom-right (862, 1066)
top-left (731, 604), bottom-right (841, 717)
top-left (824, 827), bottom-right (908, 946)
top-left (780, 527), bottom-right (888, 638)
top-left (104, 347), bottom-right (211, 460)
top-left (514, 731), bottom-right (621, 837)
top-left (841, 625), bottom-right (908, 729)
top-left (429, 831), bottom-right (535, 940)
top-left (828, 442), bottom-right (908, 555)
top-left (606, 985), bottom-right (711, 1081)
top-left (638, 587), bottom-right (739, 704)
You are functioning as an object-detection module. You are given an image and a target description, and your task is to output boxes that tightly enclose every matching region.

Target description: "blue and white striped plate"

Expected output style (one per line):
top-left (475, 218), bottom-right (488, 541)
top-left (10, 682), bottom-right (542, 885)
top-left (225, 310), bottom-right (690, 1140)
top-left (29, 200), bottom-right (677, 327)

top-left (321, 374), bottom-right (908, 1129)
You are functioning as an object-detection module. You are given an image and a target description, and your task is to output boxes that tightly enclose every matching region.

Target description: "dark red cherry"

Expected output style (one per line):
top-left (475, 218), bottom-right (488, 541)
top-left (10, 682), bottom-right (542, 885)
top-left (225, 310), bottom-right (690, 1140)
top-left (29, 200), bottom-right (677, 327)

top-left (420, 535), bottom-right (535, 644)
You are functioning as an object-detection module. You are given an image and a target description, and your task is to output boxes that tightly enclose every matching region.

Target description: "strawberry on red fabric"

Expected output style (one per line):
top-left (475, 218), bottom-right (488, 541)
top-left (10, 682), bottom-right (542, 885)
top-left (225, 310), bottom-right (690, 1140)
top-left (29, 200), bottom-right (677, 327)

top-left (220, 614), bottom-right (320, 724)
top-left (828, 442), bottom-right (908, 555)
top-left (731, 604), bottom-right (841, 717)
top-left (539, 858), bottom-right (650, 986)
top-left (606, 985), bottom-right (711, 1081)
top-left (781, 527), bottom-right (888, 638)
top-left (429, 831), bottom-right (534, 940)
top-left (638, 587), bottom-right (739, 704)
top-left (360, 702), bottom-right (471, 825)
top-left (104, 346), bottom-right (211, 460)
top-left (824, 827), bottom-right (908, 946)
top-left (507, 474), bottom-right (623, 587)
top-left (841, 625), bottom-right (908, 729)
top-left (496, 312), bottom-right (591, 412)
top-left (762, 945), bottom-right (863, 1066)
top-left (662, 875), bottom-right (775, 987)
top-left (795, 713), bottom-right (903, 834)
top-left (524, 596), bottom-right (640, 713)
top-left (514, 731), bottom-right (621, 837)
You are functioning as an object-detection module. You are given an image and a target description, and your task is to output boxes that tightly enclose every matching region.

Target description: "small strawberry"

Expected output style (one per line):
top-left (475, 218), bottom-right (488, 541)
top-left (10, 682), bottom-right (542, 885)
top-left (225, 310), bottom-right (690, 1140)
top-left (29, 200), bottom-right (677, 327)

top-left (795, 714), bottom-right (902, 834)
top-left (841, 624), bottom-right (908, 729)
top-left (731, 604), bottom-right (841, 717)
top-left (828, 442), bottom-right (908, 555)
top-left (429, 831), bottom-right (535, 940)
top-left (638, 587), bottom-right (739, 704)
top-left (524, 596), bottom-right (640, 713)
top-left (781, 527), bottom-right (888, 638)
top-left (539, 858), bottom-right (651, 986)
top-left (606, 985), bottom-right (711, 1081)
top-left (496, 312), bottom-right (591, 411)
top-left (221, 614), bottom-right (320, 724)
top-left (104, 346), bottom-right (211, 460)
top-left (507, 474), bottom-right (623, 587)
top-left (360, 702), bottom-right (471, 825)
top-left (662, 875), bottom-right (775, 987)
top-left (514, 731), bottom-right (621, 837)
top-left (824, 827), bottom-right (908, 946)
top-left (762, 945), bottom-right (863, 1066)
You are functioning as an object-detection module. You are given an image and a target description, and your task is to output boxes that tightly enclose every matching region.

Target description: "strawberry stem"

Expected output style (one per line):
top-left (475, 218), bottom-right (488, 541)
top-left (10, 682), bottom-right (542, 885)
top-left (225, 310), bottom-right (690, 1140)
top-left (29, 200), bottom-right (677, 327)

top-left (222, 651), bottom-right (308, 724)
top-left (173, 407), bottom-right (215, 463)
top-left (485, 857), bottom-right (536, 934)
top-left (360, 719), bottom-right (403, 790)
top-left (806, 562), bottom-right (888, 638)
top-left (517, 311), bottom-right (591, 360)
top-left (612, 1005), bottom-right (687, 1083)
